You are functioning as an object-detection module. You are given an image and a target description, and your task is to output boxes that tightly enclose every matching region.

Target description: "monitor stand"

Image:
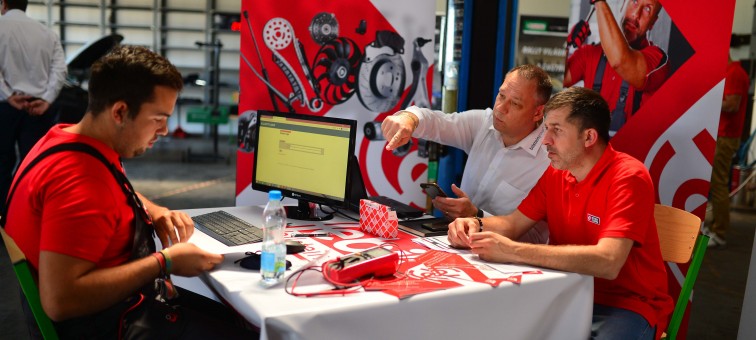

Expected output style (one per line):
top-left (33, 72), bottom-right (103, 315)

top-left (285, 199), bottom-right (333, 221)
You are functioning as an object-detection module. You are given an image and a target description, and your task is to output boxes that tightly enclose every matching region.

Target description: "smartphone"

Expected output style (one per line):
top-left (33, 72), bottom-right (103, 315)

top-left (420, 182), bottom-right (448, 199)
top-left (422, 220), bottom-right (450, 232)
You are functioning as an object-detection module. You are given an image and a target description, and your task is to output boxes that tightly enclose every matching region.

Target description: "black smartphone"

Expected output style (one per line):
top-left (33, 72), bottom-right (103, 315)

top-left (420, 182), bottom-right (448, 199)
top-left (422, 220), bottom-right (450, 232)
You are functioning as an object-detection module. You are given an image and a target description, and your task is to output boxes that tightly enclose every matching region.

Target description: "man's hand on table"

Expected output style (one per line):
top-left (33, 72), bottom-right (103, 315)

top-left (447, 217), bottom-right (481, 249)
top-left (165, 243), bottom-right (224, 276)
top-left (153, 208), bottom-right (195, 247)
top-left (469, 232), bottom-right (519, 263)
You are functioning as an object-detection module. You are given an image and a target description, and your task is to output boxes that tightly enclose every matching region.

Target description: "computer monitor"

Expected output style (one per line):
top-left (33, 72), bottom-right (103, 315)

top-left (252, 111), bottom-right (357, 221)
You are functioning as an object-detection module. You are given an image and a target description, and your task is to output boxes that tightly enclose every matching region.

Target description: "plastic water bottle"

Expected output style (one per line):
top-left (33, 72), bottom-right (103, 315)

top-left (261, 190), bottom-right (287, 285)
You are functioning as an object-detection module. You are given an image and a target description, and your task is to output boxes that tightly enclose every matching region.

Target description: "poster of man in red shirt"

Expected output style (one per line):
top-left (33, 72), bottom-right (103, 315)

top-left (565, 0), bottom-right (736, 338)
top-left (565, 0), bottom-right (670, 137)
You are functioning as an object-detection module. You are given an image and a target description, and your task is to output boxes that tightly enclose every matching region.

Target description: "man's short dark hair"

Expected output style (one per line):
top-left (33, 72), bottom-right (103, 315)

top-left (508, 64), bottom-right (553, 105)
top-left (88, 45), bottom-right (183, 119)
top-left (5, 0), bottom-right (28, 11)
top-left (545, 87), bottom-right (611, 143)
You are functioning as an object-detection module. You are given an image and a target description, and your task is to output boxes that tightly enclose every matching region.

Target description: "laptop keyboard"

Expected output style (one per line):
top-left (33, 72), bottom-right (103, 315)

top-left (192, 210), bottom-right (263, 246)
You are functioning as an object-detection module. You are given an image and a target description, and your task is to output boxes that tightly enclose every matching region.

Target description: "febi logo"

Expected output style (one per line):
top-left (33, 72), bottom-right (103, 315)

top-left (587, 214), bottom-right (600, 225)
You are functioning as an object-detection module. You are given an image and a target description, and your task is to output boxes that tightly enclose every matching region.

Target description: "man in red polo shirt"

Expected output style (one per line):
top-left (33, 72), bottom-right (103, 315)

top-left (448, 87), bottom-right (673, 339)
top-left (564, 0), bottom-right (668, 137)
top-left (706, 53), bottom-right (750, 247)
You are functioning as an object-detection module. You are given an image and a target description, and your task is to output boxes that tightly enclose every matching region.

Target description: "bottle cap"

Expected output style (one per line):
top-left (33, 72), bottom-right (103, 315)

top-left (269, 190), bottom-right (282, 200)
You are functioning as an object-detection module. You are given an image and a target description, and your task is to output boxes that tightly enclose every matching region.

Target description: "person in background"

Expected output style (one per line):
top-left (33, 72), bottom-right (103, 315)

top-left (381, 64), bottom-right (552, 244)
top-left (0, 0), bottom-right (67, 202)
top-left (448, 87), bottom-right (673, 339)
top-left (564, 0), bottom-right (668, 136)
top-left (705, 48), bottom-right (750, 248)
top-left (4, 45), bottom-right (255, 339)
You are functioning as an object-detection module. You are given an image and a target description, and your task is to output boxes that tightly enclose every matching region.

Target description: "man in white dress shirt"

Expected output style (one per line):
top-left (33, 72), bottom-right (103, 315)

top-left (0, 0), bottom-right (66, 201)
top-left (381, 64), bottom-right (552, 243)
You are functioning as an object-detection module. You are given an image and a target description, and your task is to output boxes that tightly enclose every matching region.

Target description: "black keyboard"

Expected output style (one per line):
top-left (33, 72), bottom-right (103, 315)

top-left (368, 196), bottom-right (424, 219)
top-left (192, 210), bottom-right (263, 246)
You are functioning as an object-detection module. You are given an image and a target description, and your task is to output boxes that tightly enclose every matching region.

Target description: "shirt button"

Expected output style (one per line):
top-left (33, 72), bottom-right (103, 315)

top-left (575, 193), bottom-right (579, 197)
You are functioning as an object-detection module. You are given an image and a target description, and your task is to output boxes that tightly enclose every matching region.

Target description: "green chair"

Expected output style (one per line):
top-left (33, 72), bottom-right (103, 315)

top-left (654, 204), bottom-right (709, 340)
top-left (1, 228), bottom-right (59, 339)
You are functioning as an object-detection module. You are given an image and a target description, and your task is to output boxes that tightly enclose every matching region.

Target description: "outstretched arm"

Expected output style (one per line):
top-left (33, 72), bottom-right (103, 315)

top-left (594, 1), bottom-right (651, 88)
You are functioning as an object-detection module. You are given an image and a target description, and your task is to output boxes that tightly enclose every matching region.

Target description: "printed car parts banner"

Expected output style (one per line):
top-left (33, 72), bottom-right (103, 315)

top-left (236, 0), bottom-right (436, 208)
top-left (566, 0), bottom-right (733, 215)
top-left (566, 0), bottom-right (735, 338)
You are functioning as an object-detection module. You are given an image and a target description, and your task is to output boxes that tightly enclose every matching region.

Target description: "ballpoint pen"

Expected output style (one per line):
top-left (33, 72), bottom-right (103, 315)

top-left (292, 233), bottom-right (331, 238)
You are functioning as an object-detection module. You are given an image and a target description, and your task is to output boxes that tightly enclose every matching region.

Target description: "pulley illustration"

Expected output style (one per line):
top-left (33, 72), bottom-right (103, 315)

top-left (263, 17), bottom-right (323, 112)
top-left (310, 13), bottom-right (339, 45)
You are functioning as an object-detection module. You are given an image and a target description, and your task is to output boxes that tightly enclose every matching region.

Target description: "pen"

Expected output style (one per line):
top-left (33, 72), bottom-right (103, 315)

top-left (292, 233), bottom-right (331, 238)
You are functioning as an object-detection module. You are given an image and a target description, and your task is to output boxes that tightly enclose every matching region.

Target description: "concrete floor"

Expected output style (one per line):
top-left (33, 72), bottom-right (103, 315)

top-left (1, 135), bottom-right (754, 339)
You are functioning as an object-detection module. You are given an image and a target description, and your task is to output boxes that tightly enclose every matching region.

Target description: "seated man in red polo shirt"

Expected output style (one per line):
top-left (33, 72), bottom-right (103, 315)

top-left (447, 87), bottom-right (673, 339)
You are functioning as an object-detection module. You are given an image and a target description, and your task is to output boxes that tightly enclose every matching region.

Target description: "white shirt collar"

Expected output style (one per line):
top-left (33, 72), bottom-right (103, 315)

top-left (489, 123), bottom-right (545, 157)
top-left (1, 9), bottom-right (27, 18)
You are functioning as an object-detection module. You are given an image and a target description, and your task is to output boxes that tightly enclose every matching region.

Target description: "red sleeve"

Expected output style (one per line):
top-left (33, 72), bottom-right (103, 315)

top-left (565, 47), bottom-right (589, 88)
top-left (39, 156), bottom-right (126, 264)
top-left (638, 46), bottom-right (668, 92)
top-left (517, 167), bottom-right (551, 222)
top-left (596, 165), bottom-right (655, 245)
top-left (723, 65), bottom-right (749, 97)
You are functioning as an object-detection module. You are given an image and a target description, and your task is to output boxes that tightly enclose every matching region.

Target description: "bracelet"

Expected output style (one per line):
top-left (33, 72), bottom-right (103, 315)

top-left (473, 217), bottom-right (483, 232)
top-left (152, 252), bottom-right (166, 276)
top-left (396, 111), bottom-right (419, 130)
top-left (159, 249), bottom-right (172, 276)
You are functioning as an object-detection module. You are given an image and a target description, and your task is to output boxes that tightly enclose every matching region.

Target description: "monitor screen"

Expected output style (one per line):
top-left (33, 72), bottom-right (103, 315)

top-left (252, 111), bottom-right (357, 220)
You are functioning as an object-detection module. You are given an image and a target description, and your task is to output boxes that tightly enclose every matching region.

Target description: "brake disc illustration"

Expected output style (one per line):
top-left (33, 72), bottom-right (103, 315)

top-left (263, 17), bottom-right (323, 112)
top-left (357, 31), bottom-right (406, 113)
top-left (310, 13), bottom-right (339, 45)
top-left (312, 37), bottom-right (362, 105)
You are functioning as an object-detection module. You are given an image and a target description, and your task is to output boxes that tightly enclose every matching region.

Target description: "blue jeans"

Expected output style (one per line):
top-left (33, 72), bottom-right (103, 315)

top-left (591, 304), bottom-right (655, 340)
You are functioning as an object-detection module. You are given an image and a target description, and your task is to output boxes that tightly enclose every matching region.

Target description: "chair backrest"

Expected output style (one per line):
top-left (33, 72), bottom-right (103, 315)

top-left (654, 204), bottom-right (701, 263)
top-left (1, 228), bottom-right (59, 339)
top-left (653, 204), bottom-right (709, 340)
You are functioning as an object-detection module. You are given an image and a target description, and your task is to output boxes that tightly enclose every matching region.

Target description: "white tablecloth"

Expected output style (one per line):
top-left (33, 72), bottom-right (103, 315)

top-left (183, 206), bottom-right (594, 340)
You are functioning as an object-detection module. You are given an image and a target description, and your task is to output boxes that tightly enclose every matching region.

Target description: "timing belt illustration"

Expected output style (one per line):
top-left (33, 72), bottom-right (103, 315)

top-left (242, 11), bottom-right (290, 112)
top-left (264, 17), bottom-right (323, 113)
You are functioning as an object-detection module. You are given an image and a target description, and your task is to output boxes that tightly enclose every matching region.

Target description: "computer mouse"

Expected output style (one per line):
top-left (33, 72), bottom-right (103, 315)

top-left (285, 240), bottom-right (306, 254)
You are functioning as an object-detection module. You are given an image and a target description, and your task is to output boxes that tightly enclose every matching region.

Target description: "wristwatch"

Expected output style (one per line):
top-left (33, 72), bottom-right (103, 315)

top-left (476, 208), bottom-right (484, 218)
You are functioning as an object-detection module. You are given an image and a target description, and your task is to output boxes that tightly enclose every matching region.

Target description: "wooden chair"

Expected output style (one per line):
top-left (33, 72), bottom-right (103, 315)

top-left (1, 228), bottom-right (59, 339)
top-left (654, 204), bottom-right (709, 340)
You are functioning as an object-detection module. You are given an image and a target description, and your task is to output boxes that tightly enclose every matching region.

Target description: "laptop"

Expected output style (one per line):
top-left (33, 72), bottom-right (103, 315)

top-left (398, 217), bottom-right (451, 237)
top-left (367, 195), bottom-right (425, 219)
top-left (346, 155), bottom-right (424, 219)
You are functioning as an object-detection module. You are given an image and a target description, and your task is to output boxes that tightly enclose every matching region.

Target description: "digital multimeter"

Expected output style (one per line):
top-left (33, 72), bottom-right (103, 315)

top-left (323, 246), bottom-right (399, 284)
